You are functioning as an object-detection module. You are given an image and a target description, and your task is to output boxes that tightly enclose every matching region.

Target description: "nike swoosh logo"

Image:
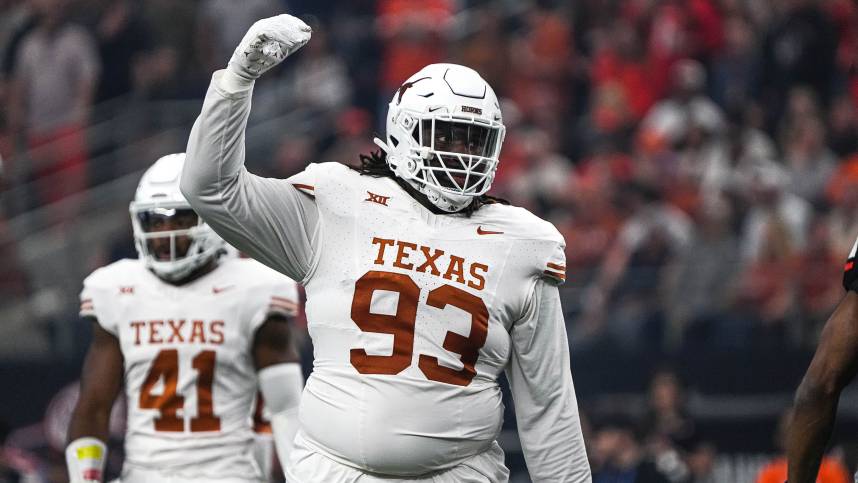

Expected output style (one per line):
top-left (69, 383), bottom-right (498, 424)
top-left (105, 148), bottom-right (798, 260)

top-left (428, 106), bottom-right (444, 112)
top-left (212, 285), bottom-right (234, 294)
top-left (477, 226), bottom-right (504, 235)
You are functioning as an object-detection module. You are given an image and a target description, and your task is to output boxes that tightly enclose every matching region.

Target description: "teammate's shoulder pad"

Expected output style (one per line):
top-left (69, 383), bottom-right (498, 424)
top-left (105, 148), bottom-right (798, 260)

top-left (222, 258), bottom-right (299, 317)
top-left (83, 259), bottom-right (143, 289)
top-left (81, 259), bottom-right (142, 321)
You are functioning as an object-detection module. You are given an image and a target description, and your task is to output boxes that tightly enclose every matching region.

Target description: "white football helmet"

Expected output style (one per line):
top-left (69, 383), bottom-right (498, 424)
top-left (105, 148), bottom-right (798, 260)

top-left (130, 153), bottom-right (225, 282)
top-left (374, 63), bottom-right (506, 212)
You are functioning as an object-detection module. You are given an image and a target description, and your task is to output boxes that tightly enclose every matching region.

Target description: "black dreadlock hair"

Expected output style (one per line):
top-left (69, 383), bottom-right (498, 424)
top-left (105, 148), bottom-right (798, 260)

top-left (350, 150), bottom-right (508, 217)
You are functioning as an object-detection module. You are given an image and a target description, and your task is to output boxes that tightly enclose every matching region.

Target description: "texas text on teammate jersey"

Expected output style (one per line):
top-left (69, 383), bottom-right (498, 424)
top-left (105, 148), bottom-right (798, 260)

top-left (79, 256), bottom-right (298, 480)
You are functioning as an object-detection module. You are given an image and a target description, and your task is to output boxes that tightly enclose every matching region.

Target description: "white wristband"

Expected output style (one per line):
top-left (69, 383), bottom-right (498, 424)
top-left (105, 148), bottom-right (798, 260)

top-left (66, 437), bottom-right (107, 482)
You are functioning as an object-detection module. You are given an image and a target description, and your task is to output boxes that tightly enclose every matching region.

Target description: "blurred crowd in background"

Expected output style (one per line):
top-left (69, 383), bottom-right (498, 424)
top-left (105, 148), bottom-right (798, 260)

top-left (3, 0), bottom-right (858, 481)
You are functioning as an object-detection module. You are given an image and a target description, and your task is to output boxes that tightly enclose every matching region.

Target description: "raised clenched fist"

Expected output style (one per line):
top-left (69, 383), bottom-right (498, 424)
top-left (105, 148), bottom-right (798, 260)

top-left (227, 14), bottom-right (312, 81)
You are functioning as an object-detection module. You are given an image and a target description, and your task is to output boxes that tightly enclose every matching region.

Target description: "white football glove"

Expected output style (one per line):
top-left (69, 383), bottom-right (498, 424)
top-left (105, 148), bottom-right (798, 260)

top-left (228, 14), bottom-right (312, 81)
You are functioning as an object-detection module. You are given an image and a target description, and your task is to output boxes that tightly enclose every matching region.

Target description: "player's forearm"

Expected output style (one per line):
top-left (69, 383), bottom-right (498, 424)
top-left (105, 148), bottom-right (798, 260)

top-left (517, 402), bottom-right (592, 482)
top-left (182, 70), bottom-right (254, 203)
top-left (67, 404), bottom-right (110, 483)
top-left (180, 71), bottom-right (263, 259)
top-left (67, 403), bottom-right (111, 443)
top-left (68, 323), bottom-right (122, 445)
top-left (181, 74), bottom-right (317, 280)
top-left (509, 282), bottom-right (592, 482)
top-left (787, 380), bottom-right (839, 483)
top-left (514, 370), bottom-right (591, 482)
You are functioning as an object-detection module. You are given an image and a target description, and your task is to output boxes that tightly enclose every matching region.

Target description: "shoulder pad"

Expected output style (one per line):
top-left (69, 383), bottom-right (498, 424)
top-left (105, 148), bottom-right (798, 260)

top-left (287, 162), bottom-right (354, 197)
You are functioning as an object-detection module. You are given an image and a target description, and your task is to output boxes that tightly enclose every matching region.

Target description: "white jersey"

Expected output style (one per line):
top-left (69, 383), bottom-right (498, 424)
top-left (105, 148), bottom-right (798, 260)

top-left (289, 163), bottom-right (566, 474)
top-left (182, 70), bottom-right (591, 482)
top-left (79, 257), bottom-right (298, 480)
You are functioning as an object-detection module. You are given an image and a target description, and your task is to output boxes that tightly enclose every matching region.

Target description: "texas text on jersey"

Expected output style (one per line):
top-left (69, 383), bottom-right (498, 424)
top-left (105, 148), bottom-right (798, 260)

top-left (79, 255), bottom-right (298, 479)
top-left (182, 24), bottom-right (591, 479)
top-left (285, 162), bottom-right (565, 474)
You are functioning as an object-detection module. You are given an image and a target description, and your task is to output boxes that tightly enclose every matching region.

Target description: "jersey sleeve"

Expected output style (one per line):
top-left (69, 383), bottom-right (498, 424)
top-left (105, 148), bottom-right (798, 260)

top-left (181, 69), bottom-right (320, 283)
top-left (505, 280), bottom-right (590, 482)
top-left (540, 233), bottom-right (567, 285)
top-left (286, 166), bottom-right (318, 198)
top-left (79, 272), bottom-right (118, 336)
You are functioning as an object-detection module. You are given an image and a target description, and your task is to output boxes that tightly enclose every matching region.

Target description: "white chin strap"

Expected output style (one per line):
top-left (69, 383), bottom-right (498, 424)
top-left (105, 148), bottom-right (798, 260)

top-left (373, 137), bottom-right (474, 213)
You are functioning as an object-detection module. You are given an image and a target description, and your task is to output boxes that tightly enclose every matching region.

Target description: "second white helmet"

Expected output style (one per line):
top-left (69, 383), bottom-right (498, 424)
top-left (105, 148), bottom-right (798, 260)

top-left (375, 63), bottom-right (506, 212)
top-left (130, 153), bottom-right (225, 282)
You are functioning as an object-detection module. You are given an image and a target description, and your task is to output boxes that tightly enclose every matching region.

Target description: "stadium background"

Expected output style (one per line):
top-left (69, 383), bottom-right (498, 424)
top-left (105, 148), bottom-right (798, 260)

top-left (2, 0), bottom-right (858, 481)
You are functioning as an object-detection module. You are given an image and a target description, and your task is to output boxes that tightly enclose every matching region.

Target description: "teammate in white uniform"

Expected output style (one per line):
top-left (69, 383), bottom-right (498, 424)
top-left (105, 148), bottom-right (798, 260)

top-left (181, 14), bottom-right (591, 482)
top-left (66, 154), bottom-right (303, 483)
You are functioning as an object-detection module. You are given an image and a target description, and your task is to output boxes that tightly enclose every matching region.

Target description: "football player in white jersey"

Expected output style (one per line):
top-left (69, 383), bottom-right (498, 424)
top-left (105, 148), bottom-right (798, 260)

top-left (181, 14), bottom-right (591, 483)
top-left (66, 153), bottom-right (304, 483)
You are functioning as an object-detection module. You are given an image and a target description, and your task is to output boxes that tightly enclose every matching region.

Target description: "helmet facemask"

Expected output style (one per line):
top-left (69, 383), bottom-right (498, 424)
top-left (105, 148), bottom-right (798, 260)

top-left (130, 203), bottom-right (222, 282)
top-left (418, 117), bottom-right (503, 194)
top-left (379, 109), bottom-right (505, 212)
